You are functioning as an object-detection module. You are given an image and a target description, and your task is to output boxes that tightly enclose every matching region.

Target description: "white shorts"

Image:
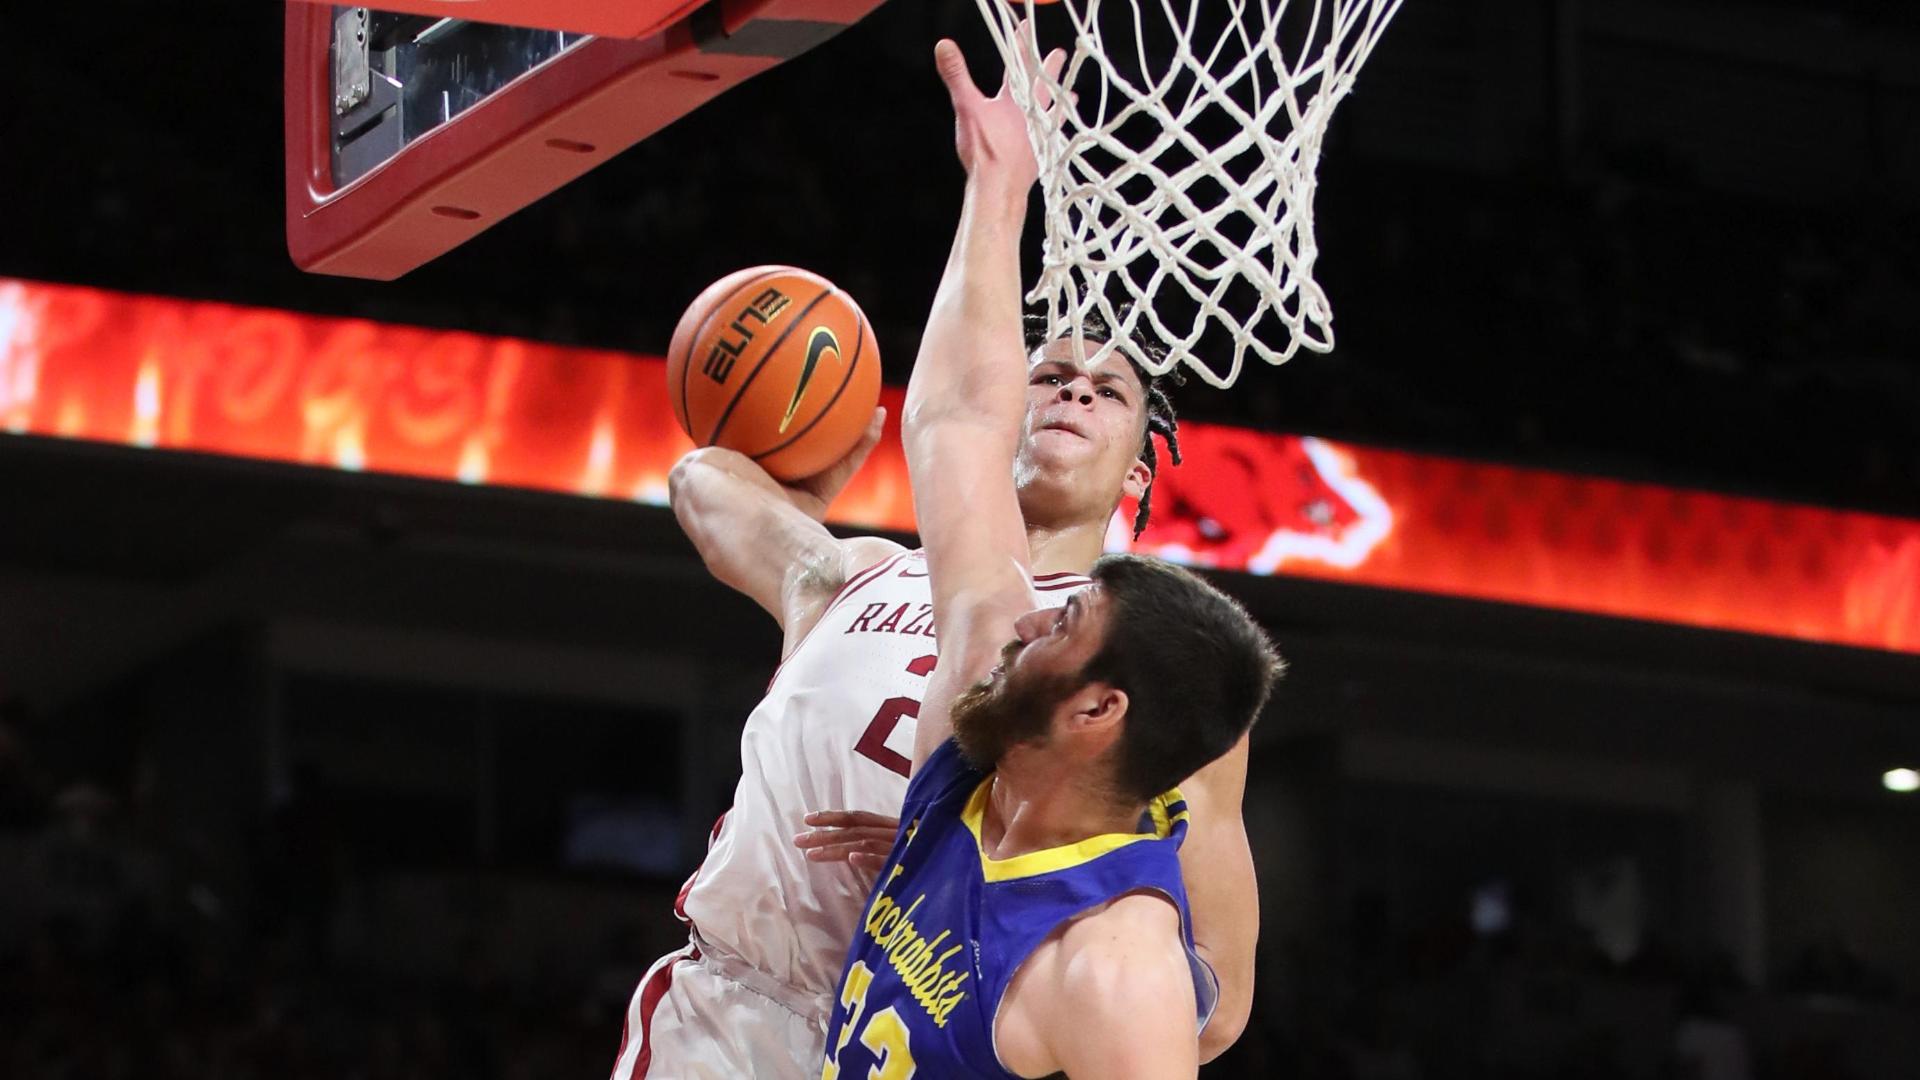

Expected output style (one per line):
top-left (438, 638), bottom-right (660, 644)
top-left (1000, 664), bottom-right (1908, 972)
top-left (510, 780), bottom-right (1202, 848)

top-left (610, 942), bottom-right (830, 1080)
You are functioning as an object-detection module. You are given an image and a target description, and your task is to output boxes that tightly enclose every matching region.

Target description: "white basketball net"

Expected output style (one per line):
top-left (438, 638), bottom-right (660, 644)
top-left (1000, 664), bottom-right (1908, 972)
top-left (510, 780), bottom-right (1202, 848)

top-left (976, 0), bottom-right (1403, 388)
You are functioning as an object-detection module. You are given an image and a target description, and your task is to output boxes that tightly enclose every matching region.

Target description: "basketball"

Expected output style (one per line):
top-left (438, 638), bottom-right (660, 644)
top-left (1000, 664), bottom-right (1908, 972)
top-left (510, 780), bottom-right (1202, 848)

top-left (666, 266), bottom-right (882, 481)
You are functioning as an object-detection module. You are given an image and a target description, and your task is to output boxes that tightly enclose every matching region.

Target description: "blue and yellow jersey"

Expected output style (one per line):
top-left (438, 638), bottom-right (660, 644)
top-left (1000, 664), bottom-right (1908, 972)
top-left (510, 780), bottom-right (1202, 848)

top-left (821, 739), bottom-right (1217, 1079)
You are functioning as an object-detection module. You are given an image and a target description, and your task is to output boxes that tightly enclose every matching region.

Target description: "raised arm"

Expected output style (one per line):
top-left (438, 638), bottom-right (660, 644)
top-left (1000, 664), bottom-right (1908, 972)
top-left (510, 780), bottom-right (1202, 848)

top-left (905, 39), bottom-right (1067, 768)
top-left (668, 408), bottom-right (901, 656)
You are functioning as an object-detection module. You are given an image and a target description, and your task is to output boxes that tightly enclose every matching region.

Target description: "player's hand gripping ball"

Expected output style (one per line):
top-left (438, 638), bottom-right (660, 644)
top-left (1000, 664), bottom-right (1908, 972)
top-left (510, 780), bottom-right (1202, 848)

top-left (666, 266), bottom-right (882, 481)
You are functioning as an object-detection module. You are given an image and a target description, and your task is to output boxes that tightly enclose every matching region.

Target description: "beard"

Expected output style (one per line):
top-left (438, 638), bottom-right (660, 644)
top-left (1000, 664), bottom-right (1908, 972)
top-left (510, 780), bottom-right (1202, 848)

top-left (951, 651), bottom-right (1085, 771)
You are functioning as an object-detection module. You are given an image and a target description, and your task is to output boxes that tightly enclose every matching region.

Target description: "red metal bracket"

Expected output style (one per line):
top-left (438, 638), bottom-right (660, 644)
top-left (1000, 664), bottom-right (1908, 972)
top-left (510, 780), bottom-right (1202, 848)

top-left (285, 0), bottom-right (888, 279)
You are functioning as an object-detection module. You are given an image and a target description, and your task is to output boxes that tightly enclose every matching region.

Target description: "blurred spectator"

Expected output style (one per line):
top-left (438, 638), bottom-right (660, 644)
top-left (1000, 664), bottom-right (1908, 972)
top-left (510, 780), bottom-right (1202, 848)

top-left (254, 764), bottom-right (345, 969)
top-left (1671, 983), bottom-right (1753, 1080)
top-left (1781, 938), bottom-right (1898, 1002)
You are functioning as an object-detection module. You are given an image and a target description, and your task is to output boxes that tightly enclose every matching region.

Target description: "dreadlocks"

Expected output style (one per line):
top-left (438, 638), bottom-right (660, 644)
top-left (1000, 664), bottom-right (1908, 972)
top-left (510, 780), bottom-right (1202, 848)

top-left (1022, 310), bottom-right (1183, 538)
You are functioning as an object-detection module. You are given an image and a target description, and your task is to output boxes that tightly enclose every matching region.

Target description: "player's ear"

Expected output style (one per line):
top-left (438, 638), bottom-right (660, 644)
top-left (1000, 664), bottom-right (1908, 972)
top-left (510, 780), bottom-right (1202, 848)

top-left (1066, 683), bottom-right (1127, 734)
top-left (1121, 459), bottom-right (1151, 503)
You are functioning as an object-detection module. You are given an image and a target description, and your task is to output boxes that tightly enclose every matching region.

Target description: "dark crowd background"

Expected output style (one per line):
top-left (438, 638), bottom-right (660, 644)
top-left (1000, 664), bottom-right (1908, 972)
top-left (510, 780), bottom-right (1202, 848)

top-left (4, 1), bottom-right (1919, 1078)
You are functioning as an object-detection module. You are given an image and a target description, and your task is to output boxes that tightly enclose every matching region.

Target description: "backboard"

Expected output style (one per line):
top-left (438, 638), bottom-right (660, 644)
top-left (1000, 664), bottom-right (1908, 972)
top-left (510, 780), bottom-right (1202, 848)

top-left (286, 1), bottom-right (887, 279)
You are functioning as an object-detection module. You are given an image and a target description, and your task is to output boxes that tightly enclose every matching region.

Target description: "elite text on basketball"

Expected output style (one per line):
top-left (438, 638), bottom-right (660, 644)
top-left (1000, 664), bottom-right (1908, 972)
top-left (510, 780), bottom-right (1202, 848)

top-left (701, 287), bottom-right (793, 383)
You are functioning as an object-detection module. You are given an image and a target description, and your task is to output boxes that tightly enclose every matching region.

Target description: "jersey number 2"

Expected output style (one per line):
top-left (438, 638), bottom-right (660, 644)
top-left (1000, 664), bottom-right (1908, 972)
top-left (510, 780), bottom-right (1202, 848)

top-left (854, 654), bottom-right (936, 778)
top-left (823, 960), bottom-right (915, 1080)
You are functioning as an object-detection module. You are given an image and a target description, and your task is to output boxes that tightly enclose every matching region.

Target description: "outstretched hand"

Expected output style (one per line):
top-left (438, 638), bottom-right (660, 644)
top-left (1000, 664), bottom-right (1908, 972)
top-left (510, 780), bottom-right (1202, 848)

top-left (794, 809), bottom-right (900, 879)
top-left (784, 406), bottom-right (886, 520)
top-left (933, 32), bottom-right (1067, 190)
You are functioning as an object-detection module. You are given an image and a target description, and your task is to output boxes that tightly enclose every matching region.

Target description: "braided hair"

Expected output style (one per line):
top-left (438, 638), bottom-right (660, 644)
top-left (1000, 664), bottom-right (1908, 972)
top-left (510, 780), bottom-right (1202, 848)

top-left (1022, 310), bottom-right (1183, 538)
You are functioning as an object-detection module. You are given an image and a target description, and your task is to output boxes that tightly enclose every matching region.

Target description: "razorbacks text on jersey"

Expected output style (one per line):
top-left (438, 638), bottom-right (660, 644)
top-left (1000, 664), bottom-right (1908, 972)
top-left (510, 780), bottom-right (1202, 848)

top-left (820, 739), bottom-right (1219, 1079)
top-left (664, 552), bottom-right (1090, 1014)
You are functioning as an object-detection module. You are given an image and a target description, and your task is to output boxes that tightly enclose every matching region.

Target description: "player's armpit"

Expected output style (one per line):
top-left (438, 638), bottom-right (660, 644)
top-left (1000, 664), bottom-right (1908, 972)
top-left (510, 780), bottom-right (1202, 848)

top-left (1172, 734), bottom-right (1258, 1061)
top-left (1040, 894), bottom-right (1201, 1080)
top-left (668, 446), bottom-right (834, 621)
top-left (667, 420), bottom-right (897, 646)
top-left (778, 536), bottom-right (912, 658)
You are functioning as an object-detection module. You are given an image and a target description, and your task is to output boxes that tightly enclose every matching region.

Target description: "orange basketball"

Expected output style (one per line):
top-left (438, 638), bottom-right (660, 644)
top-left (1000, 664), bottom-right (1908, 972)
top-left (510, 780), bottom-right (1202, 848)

top-left (666, 266), bottom-right (882, 481)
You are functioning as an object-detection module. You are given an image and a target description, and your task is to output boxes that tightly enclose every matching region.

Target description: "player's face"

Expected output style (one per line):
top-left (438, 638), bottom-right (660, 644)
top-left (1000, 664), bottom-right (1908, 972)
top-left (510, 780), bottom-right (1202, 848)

top-left (1003, 586), bottom-right (1111, 682)
top-left (952, 588), bottom-right (1113, 768)
top-left (1014, 341), bottom-right (1151, 521)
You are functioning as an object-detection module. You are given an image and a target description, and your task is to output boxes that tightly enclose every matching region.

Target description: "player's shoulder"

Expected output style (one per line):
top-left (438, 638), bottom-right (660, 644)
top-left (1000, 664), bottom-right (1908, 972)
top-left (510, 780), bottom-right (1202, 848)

top-left (1058, 893), bottom-right (1195, 1020)
top-left (843, 535), bottom-right (911, 571)
top-left (1015, 889), bottom-right (1190, 1004)
top-left (1006, 891), bottom-right (1197, 1072)
top-left (833, 536), bottom-right (912, 588)
top-left (1058, 890), bottom-right (1187, 960)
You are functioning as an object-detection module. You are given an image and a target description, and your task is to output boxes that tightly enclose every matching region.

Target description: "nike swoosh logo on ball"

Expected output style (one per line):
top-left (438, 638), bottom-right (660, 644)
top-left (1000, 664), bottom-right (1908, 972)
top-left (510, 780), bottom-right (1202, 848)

top-left (781, 327), bottom-right (839, 434)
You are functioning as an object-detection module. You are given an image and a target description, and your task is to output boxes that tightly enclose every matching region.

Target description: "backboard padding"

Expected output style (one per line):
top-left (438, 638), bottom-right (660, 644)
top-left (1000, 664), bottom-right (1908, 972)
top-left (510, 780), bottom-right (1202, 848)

top-left (285, 0), bottom-right (888, 279)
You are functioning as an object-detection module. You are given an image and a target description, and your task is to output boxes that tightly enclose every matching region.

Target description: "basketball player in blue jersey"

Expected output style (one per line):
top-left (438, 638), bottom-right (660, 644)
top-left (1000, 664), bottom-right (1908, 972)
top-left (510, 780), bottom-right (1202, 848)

top-left (813, 37), bottom-right (1283, 1080)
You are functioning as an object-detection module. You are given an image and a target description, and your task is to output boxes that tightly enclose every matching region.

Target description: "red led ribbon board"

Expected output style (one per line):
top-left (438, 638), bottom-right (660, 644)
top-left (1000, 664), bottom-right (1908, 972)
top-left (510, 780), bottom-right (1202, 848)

top-left (3, 277), bottom-right (1917, 655)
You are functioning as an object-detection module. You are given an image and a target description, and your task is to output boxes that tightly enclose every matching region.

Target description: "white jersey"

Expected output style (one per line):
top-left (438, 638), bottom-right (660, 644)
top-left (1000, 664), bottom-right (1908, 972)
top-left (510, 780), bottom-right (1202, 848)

top-left (679, 549), bottom-right (1090, 1013)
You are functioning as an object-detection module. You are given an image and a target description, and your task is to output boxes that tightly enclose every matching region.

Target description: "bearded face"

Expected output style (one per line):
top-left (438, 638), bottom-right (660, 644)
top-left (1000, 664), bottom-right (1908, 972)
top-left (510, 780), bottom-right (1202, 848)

top-left (951, 643), bottom-right (1087, 771)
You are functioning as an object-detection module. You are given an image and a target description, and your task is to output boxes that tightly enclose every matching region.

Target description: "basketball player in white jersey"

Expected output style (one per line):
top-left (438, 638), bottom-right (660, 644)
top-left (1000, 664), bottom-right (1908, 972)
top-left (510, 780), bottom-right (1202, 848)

top-left (609, 48), bottom-right (1259, 1080)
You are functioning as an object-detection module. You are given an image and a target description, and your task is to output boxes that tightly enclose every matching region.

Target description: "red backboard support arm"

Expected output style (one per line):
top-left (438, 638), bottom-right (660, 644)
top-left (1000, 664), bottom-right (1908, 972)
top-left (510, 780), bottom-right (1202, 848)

top-left (286, 0), bottom-right (711, 39)
top-left (285, 0), bottom-right (888, 280)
